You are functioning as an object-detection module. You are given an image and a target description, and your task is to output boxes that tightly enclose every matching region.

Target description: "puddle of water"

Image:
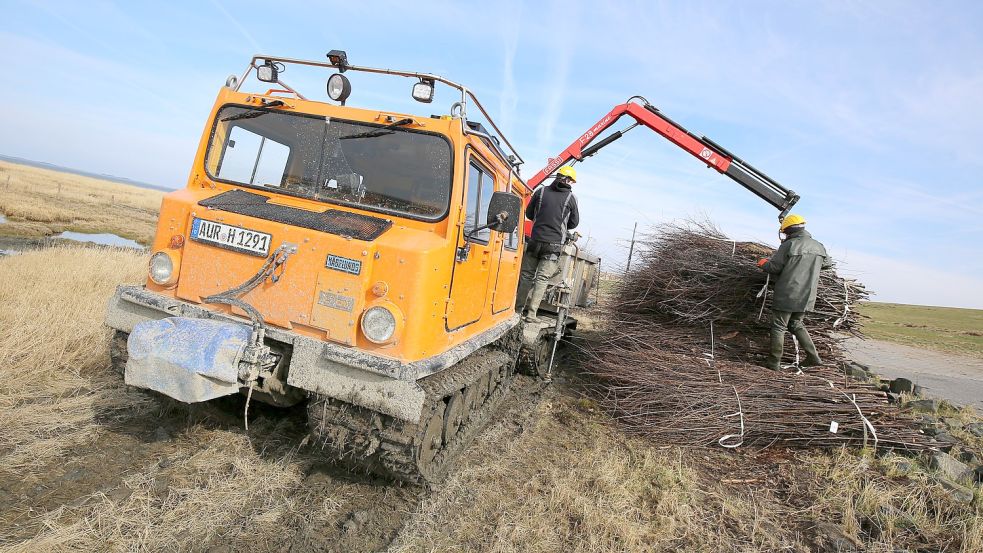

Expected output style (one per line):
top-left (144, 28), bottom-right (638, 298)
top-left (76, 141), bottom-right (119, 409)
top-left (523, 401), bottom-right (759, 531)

top-left (0, 214), bottom-right (7, 223)
top-left (0, 249), bottom-right (19, 256)
top-left (54, 231), bottom-right (143, 249)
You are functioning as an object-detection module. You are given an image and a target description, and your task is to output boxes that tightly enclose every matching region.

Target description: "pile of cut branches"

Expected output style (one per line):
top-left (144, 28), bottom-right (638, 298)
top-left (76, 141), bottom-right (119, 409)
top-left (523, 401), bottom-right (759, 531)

top-left (587, 339), bottom-right (927, 449)
top-left (588, 221), bottom-right (930, 451)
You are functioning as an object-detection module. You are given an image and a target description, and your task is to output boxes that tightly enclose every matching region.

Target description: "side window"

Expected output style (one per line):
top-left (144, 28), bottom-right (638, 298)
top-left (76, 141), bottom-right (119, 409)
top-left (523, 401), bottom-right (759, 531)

top-left (504, 225), bottom-right (519, 250)
top-left (464, 159), bottom-right (495, 243)
top-left (216, 126), bottom-right (290, 187)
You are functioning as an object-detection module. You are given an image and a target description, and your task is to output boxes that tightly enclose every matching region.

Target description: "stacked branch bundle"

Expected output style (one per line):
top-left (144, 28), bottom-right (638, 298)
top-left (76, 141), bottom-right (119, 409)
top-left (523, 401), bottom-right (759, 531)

top-left (589, 221), bottom-right (929, 451)
top-left (609, 221), bottom-right (867, 365)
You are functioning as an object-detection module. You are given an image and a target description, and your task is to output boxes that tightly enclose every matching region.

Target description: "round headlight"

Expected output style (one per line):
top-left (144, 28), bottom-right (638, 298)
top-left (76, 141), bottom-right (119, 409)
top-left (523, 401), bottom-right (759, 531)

top-left (326, 73), bottom-right (352, 103)
top-left (361, 305), bottom-right (396, 344)
top-left (149, 252), bottom-right (174, 285)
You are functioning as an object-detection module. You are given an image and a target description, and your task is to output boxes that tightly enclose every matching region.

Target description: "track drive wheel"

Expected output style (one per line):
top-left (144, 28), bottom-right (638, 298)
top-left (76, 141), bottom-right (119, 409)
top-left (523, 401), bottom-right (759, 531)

top-left (442, 391), bottom-right (465, 444)
top-left (417, 402), bottom-right (446, 475)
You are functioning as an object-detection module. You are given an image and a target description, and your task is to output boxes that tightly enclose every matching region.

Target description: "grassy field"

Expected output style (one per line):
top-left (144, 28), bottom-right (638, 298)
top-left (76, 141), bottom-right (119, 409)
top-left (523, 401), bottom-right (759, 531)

top-left (0, 161), bottom-right (163, 245)
top-left (860, 302), bottom-right (983, 358)
top-left (0, 246), bottom-right (979, 551)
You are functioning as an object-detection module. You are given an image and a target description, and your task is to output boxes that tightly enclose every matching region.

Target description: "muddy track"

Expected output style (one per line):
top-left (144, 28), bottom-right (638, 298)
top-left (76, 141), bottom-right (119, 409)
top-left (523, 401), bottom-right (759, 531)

top-left (0, 366), bottom-right (554, 552)
top-left (308, 347), bottom-right (516, 484)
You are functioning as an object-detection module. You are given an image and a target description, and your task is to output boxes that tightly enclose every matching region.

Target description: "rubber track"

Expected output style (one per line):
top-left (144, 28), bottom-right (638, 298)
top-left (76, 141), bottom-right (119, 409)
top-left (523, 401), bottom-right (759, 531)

top-left (308, 326), bottom-right (522, 485)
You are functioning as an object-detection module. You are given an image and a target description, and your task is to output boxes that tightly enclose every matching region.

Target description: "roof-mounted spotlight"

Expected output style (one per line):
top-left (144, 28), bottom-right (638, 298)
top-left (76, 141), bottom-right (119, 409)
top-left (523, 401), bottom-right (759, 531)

top-left (412, 78), bottom-right (435, 104)
top-left (257, 59), bottom-right (279, 83)
top-left (326, 49), bottom-right (349, 73)
top-left (327, 73), bottom-right (352, 105)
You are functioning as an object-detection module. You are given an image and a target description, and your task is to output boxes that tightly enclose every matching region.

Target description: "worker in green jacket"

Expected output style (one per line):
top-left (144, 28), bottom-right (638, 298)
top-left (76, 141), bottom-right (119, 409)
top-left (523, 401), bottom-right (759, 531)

top-left (757, 214), bottom-right (830, 371)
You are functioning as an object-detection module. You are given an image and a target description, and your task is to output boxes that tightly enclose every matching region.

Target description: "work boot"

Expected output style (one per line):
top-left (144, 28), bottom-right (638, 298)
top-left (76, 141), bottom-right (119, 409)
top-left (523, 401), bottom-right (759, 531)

top-left (792, 326), bottom-right (823, 367)
top-left (526, 281), bottom-right (548, 323)
top-left (764, 331), bottom-right (784, 371)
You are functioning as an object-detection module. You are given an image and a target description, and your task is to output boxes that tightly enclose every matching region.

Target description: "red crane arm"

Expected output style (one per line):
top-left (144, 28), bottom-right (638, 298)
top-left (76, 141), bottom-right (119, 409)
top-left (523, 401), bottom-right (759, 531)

top-left (522, 98), bottom-right (799, 236)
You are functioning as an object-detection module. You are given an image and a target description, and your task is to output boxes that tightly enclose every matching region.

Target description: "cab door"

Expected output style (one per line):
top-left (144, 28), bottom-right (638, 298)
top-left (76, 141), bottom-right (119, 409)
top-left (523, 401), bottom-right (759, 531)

top-left (446, 156), bottom-right (497, 330)
top-left (491, 183), bottom-right (523, 313)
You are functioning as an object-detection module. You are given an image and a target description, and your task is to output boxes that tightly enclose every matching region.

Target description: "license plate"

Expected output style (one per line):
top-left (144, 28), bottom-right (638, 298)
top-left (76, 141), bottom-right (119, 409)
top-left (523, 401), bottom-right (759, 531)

top-left (190, 218), bottom-right (271, 257)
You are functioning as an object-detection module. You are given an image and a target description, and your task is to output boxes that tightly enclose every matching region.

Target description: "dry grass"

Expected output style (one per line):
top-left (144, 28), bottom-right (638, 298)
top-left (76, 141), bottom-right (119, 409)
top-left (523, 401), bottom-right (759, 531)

top-left (3, 422), bottom-right (330, 552)
top-left (0, 246), bottom-right (151, 472)
top-left (391, 396), bottom-right (802, 552)
top-left (0, 246), bottom-right (414, 552)
top-left (0, 161), bottom-right (163, 244)
top-left (391, 389), bottom-right (982, 553)
top-left (805, 449), bottom-right (982, 551)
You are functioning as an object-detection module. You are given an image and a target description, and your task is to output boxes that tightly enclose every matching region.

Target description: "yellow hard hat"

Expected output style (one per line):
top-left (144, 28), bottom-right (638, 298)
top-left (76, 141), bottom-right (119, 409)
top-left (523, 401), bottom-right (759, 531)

top-left (557, 166), bottom-right (577, 182)
top-left (779, 214), bottom-right (806, 232)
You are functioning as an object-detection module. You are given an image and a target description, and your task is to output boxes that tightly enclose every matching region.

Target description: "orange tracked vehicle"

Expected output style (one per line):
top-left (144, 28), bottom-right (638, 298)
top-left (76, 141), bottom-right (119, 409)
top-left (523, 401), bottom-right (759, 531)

top-left (106, 52), bottom-right (546, 483)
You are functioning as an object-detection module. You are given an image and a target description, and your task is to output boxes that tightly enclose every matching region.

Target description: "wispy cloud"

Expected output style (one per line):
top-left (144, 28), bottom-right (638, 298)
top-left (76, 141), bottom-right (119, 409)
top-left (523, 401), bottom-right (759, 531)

top-left (535, 0), bottom-right (579, 152)
top-left (209, 0), bottom-right (263, 54)
top-left (498, 4), bottom-right (521, 137)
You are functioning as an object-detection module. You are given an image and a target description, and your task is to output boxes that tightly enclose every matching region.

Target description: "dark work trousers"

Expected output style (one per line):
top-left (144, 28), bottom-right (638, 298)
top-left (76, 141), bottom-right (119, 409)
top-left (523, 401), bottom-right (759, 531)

top-left (516, 247), bottom-right (560, 316)
top-left (767, 310), bottom-right (822, 369)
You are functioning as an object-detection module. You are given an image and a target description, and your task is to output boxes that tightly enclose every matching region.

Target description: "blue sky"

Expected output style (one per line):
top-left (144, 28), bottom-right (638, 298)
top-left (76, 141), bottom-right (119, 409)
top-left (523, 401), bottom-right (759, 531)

top-left (3, 0), bottom-right (982, 308)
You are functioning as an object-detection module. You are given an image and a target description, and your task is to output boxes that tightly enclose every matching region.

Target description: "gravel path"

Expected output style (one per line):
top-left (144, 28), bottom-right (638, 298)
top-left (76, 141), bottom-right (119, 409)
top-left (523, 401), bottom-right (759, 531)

top-left (845, 338), bottom-right (983, 410)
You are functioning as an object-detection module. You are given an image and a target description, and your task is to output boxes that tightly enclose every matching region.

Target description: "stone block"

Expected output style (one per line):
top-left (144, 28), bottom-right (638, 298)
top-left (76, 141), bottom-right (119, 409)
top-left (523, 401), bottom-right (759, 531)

top-left (812, 522), bottom-right (860, 553)
top-left (889, 377), bottom-right (915, 394)
top-left (904, 399), bottom-right (939, 414)
top-left (931, 476), bottom-right (975, 505)
top-left (927, 451), bottom-right (973, 483)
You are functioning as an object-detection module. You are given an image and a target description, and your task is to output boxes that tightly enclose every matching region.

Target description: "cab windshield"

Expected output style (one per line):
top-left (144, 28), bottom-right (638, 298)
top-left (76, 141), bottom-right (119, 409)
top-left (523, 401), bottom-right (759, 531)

top-left (204, 105), bottom-right (452, 219)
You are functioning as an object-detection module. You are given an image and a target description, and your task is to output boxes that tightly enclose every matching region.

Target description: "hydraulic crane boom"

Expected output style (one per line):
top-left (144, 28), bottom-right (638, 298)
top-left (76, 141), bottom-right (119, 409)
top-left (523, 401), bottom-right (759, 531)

top-left (524, 97), bottom-right (799, 234)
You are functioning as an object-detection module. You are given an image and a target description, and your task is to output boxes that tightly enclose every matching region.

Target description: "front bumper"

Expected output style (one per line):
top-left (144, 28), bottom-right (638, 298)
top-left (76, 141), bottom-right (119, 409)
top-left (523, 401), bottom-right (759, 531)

top-left (105, 285), bottom-right (518, 422)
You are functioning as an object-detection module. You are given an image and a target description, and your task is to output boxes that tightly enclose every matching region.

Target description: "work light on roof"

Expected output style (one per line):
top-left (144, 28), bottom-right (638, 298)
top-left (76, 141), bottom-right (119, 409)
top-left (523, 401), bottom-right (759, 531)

top-left (257, 59), bottom-right (278, 83)
top-left (326, 49), bottom-right (349, 72)
top-left (327, 73), bottom-right (352, 105)
top-left (411, 78), bottom-right (435, 104)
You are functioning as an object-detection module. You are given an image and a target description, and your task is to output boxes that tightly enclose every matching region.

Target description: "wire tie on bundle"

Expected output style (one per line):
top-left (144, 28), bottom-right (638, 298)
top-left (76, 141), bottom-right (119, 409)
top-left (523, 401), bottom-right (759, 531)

top-left (705, 235), bottom-right (738, 257)
top-left (706, 320), bottom-right (722, 383)
top-left (833, 280), bottom-right (850, 328)
top-left (718, 386), bottom-right (745, 448)
top-left (785, 335), bottom-right (803, 374)
top-left (847, 392), bottom-right (878, 451)
top-left (756, 274), bottom-right (770, 320)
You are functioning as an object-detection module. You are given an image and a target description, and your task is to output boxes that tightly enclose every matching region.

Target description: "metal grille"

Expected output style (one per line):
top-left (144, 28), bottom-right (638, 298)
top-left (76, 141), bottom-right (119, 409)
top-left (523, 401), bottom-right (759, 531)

top-left (199, 189), bottom-right (393, 241)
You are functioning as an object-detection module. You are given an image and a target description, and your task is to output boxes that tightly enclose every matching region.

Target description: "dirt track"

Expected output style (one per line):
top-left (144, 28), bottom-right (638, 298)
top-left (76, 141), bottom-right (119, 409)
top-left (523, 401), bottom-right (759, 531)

top-left (845, 337), bottom-right (983, 410)
top-left (0, 371), bottom-right (550, 552)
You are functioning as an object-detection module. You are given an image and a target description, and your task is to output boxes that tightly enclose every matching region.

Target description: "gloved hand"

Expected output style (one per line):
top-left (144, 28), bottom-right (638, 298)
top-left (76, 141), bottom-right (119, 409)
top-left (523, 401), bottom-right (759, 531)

top-left (757, 258), bottom-right (768, 267)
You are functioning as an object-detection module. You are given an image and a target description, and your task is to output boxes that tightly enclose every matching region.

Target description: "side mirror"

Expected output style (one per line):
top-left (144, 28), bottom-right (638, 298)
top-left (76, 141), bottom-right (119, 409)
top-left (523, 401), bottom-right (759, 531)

top-left (486, 192), bottom-right (522, 233)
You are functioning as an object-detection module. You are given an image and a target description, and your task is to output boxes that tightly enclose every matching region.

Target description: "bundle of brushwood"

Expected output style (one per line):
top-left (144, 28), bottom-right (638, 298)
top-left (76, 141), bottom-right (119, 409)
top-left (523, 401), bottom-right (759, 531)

top-left (607, 221), bottom-right (868, 365)
top-left (588, 221), bottom-right (929, 451)
top-left (586, 339), bottom-right (929, 449)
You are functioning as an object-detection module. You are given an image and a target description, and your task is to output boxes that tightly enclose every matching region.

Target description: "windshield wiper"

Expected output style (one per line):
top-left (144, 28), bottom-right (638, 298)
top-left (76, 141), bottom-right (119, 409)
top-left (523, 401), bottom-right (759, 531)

top-left (339, 118), bottom-right (414, 140)
top-left (221, 100), bottom-right (285, 122)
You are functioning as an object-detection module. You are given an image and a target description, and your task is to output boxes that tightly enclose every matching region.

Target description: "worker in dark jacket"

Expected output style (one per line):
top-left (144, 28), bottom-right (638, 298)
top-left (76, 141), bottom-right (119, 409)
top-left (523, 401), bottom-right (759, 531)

top-left (757, 214), bottom-right (830, 370)
top-left (516, 165), bottom-right (580, 322)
